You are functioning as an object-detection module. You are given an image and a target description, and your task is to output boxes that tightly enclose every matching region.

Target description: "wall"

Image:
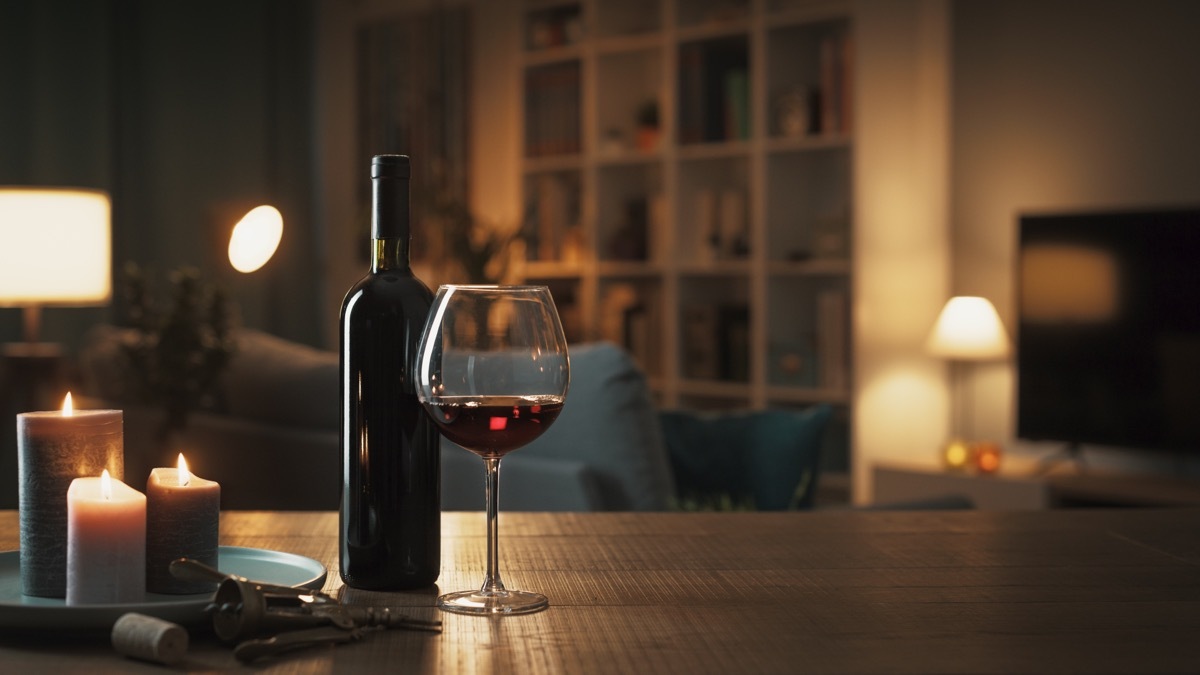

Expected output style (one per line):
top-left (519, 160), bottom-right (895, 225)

top-left (851, 0), bottom-right (952, 501)
top-left (951, 0), bottom-right (1200, 472)
top-left (314, 0), bottom-right (519, 350)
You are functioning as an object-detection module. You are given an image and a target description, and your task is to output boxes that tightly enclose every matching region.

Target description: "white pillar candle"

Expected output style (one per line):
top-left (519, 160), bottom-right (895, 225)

top-left (146, 454), bottom-right (221, 594)
top-left (66, 470), bottom-right (146, 605)
top-left (17, 393), bottom-right (123, 598)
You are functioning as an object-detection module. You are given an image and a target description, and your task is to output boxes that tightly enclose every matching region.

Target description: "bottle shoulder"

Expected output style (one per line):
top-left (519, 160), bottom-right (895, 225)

top-left (341, 271), bottom-right (433, 314)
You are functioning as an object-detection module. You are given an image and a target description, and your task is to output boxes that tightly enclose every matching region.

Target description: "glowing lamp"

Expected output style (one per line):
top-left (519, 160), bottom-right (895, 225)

top-left (228, 205), bottom-right (283, 273)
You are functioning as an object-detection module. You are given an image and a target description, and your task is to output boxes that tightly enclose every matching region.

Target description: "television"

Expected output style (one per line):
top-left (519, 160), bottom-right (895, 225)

top-left (1016, 207), bottom-right (1200, 456)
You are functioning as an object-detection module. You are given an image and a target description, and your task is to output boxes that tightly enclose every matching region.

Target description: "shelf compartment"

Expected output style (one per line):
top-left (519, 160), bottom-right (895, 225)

top-left (766, 276), bottom-right (849, 392)
top-left (675, 155), bottom-right (751, 264)
top-left (524, 2), bottom-right (583, 52)
top-left (678, 275), bottom-right (750, 384)
top-left (522, 170), bottom-right (585, 264)
top-left (765, 148), bottom-right (850, 263)
top-left (594, 0), bottom-right (662, 39)
top-left (677, 35), bottom-right (750, 145)
top-left (597, 277), bottom-right (664, 377)
top-left (596, 46), bottom-right (665, 160)
top-left (524, 59), bottom-right (583, 158)
top-left (596, 162), bottom-right (664, 263)
top-left (766, 17), bottom-right (852, 139)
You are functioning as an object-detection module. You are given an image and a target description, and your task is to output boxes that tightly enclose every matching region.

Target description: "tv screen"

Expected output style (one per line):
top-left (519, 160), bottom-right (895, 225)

top-left (1016, 207), bottom-right (1200, 454)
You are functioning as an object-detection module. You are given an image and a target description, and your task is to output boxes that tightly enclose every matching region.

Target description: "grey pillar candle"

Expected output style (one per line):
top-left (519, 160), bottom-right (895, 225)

top-left (17, 405), bottom-right (123, 598)
top-left (145, 459), bottom-right (220, 594)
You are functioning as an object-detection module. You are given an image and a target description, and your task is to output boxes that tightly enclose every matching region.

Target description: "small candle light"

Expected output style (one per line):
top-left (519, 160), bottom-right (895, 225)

top-left (941, 439), bottom-right (972, 472)
top-left (974, 442), bottom-right (1003, 475)
top-left (146, 453), bottom-right (221, 594)
top-left (66, 469), bottom-right (147, 605)
top-left (17, 393), bottom-right (123, 598)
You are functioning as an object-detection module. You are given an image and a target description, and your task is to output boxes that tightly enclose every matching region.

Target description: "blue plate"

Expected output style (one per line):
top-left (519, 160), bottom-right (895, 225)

top-left (0, 546), bottom-right (326, 631)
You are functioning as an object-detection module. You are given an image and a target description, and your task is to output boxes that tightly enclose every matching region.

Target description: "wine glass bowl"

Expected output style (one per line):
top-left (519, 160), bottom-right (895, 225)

top-left (416, 285), bottom-right (569, 615)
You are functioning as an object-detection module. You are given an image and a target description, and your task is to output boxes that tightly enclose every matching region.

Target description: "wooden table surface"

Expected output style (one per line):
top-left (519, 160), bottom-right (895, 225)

top-left (1, 508), bottom-right (1199, 673)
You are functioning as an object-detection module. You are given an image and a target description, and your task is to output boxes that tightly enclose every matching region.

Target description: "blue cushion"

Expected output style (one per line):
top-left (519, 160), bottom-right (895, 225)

top-left (659, 404), bottom-right (832, 510)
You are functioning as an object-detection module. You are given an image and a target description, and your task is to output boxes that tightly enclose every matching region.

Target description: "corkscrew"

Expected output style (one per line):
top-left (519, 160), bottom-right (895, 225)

top-left (170, 558), bottom-right (442, 663)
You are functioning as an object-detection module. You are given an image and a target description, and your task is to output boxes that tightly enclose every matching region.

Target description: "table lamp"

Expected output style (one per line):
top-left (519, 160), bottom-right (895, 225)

top-left (926, 296), bottom-right (1011, 472)
top-left (0, 187), bottom-right (112, 349)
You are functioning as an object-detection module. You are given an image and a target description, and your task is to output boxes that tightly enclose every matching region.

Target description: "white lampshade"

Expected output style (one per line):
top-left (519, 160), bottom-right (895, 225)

top-left (0, 187), bottom-right (112, 306)
top-left (926, 296), bottom-right (1011, 361)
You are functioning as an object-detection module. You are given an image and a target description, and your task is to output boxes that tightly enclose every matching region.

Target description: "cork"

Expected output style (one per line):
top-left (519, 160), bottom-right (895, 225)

top-left (111, 612), bottom-right (188, 665)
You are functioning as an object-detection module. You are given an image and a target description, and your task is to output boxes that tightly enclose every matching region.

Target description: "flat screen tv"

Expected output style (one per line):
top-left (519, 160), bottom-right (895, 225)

top-left (1016, 207), bottom-right (1200, 455)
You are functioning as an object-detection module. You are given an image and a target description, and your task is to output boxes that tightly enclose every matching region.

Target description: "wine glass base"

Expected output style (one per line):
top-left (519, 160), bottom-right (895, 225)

top-left (437, 589), bottom-right (549, 616)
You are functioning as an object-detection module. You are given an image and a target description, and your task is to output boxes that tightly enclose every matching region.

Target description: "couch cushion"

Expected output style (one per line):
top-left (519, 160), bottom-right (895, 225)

top-left (504, 342), bottom-right (675, 511)
top-left (660, 404), bottom-right (832, 510)
top-left (220, 329), bottom-right (338, 431)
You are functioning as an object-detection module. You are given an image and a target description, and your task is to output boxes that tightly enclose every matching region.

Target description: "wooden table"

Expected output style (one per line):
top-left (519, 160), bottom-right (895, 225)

top-left (1, 509), bottom-right (1199, 673)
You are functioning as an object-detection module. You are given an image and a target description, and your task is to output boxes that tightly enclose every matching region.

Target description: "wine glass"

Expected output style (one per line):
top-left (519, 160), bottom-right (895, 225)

top-left (415, 284), bottom-right (570, 615)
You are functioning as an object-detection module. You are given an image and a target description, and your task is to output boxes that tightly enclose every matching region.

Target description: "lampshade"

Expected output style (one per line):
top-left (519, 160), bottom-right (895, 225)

top-left (0, 187), bottom-right (112, 306)
top-left (0, 187), bottom-right (111, 344)
top-left (926, 296), bottom-right (1011, 361)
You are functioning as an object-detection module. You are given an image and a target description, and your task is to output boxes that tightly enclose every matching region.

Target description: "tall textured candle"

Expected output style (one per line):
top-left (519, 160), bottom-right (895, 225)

top-left (66, 470), bottom-right (146, 605)
top-left (146, 454), bottom-right (220, 594)
top-left (17, 393), bottom-right (123, 598)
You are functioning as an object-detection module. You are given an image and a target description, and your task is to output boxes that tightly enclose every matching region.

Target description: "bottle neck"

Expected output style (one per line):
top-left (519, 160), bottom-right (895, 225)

top-left (372, 237), bottom-right (411, 273)
top-left (371, 171), bottom-right (412, 273)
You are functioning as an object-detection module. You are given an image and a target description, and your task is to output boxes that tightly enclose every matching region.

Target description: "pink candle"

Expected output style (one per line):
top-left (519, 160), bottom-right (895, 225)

top-left (66, 470), bottom-right (146, 605)
top-left (146, 453), bottom-right (221, 594)
top-left (17, 393), bottom-right (123, 598)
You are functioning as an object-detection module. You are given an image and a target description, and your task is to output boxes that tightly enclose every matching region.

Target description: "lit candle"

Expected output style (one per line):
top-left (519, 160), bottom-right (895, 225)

top-left (145, 453), bottom-right (221, 594)
top-left (975, 442), bottom-right (1003, 474)
top-left (66, 469), bottom-right (146, 605)
top-left (17, 393), bottom-right (123, 598)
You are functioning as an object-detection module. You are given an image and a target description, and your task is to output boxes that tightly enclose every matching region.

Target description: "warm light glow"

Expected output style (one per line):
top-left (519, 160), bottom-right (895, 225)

top-left (975, 442), bottom-right (1002, 474)
top-left (942, 440), bottom-right (971, 470)
top-left (177, 453), bottom-right (191, 487)
top-left (62, 392), bottom-right (74, 417)
top-left (1021, 244), bottom-right (1117, 322)
top-left (0, 187), bottom-right (112, 304)
top-left (228, 205), bottom-right (283, 273)
top-left (101, 469), bottom-right (112, 501)
top-left (926, 296), bottom-right (1011, 361)
top-left (489, 417), bottom-right (508, 431)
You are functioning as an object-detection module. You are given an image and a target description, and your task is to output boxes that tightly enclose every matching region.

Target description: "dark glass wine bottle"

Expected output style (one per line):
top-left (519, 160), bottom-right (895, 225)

top-left (339, 154), bottom-right (440, 589)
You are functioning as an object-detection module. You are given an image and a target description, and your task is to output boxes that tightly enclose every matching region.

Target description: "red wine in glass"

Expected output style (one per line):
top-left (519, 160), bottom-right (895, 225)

top-left (425, 396), bottom-right (564, 458)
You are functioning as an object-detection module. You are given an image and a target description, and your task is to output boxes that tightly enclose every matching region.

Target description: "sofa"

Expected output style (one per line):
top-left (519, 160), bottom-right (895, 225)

top-left (77, 325), bottom-right (831, 511)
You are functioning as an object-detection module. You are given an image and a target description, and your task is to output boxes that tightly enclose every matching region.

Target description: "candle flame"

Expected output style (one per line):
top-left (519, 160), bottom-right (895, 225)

top-left (177, 453), bottom-right (191, 487)
top-left (62, 392), bottom-right (74, 417)
top-left (101, 469), bottom-right (112, 500)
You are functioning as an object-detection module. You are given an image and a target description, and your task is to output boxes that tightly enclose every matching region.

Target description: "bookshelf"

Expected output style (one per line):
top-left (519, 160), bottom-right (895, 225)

top-left (516, 0), bottom-right (855, 472)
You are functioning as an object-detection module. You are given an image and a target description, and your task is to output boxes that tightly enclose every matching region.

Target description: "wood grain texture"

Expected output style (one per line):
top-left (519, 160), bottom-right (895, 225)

top-left (1, 509), bottom-right (1199, 673)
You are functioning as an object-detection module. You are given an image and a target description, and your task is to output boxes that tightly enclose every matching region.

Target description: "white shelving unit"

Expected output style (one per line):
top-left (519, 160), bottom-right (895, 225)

top-left (516, 0), bottom-right (855, 472)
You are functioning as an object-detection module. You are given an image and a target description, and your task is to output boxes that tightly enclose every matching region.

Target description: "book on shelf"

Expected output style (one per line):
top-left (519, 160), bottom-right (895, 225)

top-left (681, 302), bottom-right (751, 382)
top-left (524, 60), bottom-right (581, 157)
top-left (817, 32), bottom-right (852, 135)
top-left (677, 38), bottom-right (749, 144)
top-left (681, 305), bottom-right (720, 379)
top-left (718, 304), bottom-right (750, 382)
top-left (816, 289), bottom-right (848, 390)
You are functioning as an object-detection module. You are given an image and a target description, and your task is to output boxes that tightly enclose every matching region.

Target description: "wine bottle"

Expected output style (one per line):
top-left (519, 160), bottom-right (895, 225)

top-left (339, 154), bottom-right (440, 589)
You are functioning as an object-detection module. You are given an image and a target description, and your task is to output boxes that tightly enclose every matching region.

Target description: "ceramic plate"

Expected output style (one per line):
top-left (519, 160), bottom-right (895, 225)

top-left (0, 546), bottom-right (327, 632)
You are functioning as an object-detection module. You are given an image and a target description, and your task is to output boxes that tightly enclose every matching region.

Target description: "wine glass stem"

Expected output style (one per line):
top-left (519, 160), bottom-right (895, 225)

top-left (481, 456), bottom-right (506, 594)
